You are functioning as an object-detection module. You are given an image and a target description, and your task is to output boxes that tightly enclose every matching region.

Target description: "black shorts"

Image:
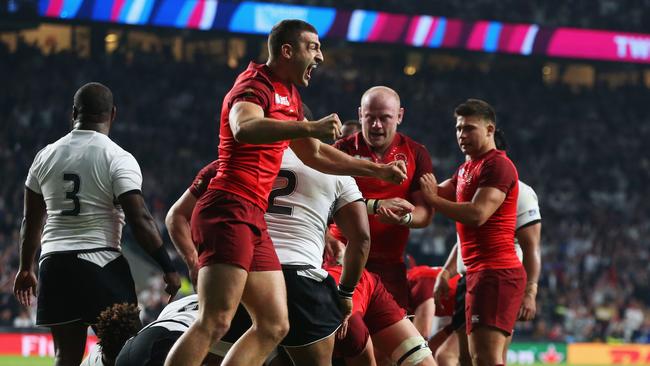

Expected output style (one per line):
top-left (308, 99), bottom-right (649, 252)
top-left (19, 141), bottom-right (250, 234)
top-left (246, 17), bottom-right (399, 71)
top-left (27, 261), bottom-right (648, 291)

top-left (450, 275), bottom-right (467, 332)
top-left (115, 326), bottom-right (183, 366)
top-left (222, 267), bottom-right (343, 347)
top-left (36, 248), bottom-right (137, 327)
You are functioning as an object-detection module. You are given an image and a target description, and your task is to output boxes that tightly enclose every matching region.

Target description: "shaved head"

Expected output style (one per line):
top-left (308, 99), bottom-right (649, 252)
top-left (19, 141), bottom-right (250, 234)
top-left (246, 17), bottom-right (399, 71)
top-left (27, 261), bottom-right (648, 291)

top-left (360, 86), bottom-right (401, 110)
top-left (73, 82), bottom-right (114, 119)
top-left (358, 86), bottom-right (404, 154)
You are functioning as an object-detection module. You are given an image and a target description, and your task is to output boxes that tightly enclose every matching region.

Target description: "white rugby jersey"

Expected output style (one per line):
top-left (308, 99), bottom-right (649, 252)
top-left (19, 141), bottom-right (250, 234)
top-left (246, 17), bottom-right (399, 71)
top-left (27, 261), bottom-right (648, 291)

top-left (25, 130), bottom-right (142, 256)
top-left (457, 180), bottom-right (541, 274)
top-left (146, 294), bottom-right (198, 332)
top-left (265, 148), bottom-right (363, 275)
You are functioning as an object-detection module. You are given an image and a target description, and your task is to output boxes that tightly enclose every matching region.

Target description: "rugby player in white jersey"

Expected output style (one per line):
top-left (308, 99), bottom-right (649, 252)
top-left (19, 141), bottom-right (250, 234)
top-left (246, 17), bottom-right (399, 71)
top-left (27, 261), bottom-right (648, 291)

top-left (429, 130), bottom-right (542, 366)
top-left (13, 83), bottom-right (181, 366)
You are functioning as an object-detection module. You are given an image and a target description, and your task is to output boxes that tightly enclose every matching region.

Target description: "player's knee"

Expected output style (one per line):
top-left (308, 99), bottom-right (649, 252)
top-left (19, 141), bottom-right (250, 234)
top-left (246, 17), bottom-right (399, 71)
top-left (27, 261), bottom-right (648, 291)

top-left (391, 336), bottom-right (433, 366)
top-left (256, 317), bottom-right (290, 343)
top-left (195, 313), bottom-right (233, 342)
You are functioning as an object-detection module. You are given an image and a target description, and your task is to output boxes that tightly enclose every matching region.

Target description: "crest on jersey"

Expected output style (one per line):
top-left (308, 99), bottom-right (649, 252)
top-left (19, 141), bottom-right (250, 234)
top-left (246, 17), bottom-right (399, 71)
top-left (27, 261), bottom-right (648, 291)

top-left (274, 93), bottom-right (290, 106)
top-left (394, 153), bottom-right (408, 166)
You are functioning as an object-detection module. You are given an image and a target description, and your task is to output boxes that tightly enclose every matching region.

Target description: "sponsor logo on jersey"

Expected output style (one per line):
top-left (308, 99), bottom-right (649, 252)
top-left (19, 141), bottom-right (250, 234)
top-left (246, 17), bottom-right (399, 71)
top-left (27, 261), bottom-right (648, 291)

top-left (471, 314), bottom-right (479, 323)
top-left (274, 93), bottom-right (290, 106)
top-left (394, 153), bottom-right (408, 166)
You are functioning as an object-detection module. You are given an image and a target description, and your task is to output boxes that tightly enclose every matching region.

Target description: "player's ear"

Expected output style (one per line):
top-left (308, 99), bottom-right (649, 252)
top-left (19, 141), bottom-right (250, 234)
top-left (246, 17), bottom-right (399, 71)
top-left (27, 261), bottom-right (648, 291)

top-left (110, 105), bottom-right (117, 123)
top-left (398, 107), bottom-right (404, 125)
top-left (281, 43), bottom-right (293, 60)
top-left (72, 105), bottom-right (78, 122)
top-left (485, 121), bottom-right (495, 136)
top-left (357, 107), bottom-right (362, 121)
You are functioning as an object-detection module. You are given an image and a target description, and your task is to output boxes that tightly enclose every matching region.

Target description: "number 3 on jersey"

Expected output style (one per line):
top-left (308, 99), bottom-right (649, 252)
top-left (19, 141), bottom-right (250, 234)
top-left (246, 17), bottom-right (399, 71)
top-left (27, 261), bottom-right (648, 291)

top-left (267, 170), bottom-right (297, 215)
top-left (62, 173), bottom-right (81, 216)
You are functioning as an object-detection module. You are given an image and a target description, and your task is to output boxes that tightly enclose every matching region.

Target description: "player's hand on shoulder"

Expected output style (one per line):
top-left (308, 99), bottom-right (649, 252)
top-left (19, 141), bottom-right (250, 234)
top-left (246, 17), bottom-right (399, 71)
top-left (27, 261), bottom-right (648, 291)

top-left (13, 270), bottom-right (37, 307)
top-left (163, 271), bottom-right (182, 302)
top-left (309, 113), bottom-right (342, 140)
top-left (378, 160), bottom-right (407, 185)
top-left (419, 173), bottom-right (439, 203)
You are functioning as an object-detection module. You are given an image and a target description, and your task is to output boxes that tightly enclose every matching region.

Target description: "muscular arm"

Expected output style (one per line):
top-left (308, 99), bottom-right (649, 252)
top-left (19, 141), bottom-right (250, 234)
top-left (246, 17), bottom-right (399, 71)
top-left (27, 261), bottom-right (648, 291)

top-left (291, 138), bottom-right (406, 184)
top-left (17, 188), bottom-right (46, 272)
top-left (405, 191), bottom-right (433, 228)
top-left (428, 186), bottom-right (505, 227)
top-left (229, 102), bottom-right (313, 144)
top-left (333, 201), bottom-right (370, 289)
top-left (120, 191), bottom-right (180, 297)
top-left (165, 190), bottom-right (199, 286)
top-left (518, 222), bottom-right (541, 288)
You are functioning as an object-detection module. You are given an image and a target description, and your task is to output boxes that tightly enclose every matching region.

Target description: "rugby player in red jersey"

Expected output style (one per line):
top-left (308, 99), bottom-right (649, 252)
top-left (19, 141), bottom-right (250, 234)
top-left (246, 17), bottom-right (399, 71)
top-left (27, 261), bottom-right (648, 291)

top-left (165, 20), bottom-right (407, 366)
top-left (332, 86), bottom-right (434, 312)
top-left (419, 99), bottom-right (525, 366)
top-left (326, 265), bottom-right (435, 366)
top-left (407, 265), bottom-right (460, 338)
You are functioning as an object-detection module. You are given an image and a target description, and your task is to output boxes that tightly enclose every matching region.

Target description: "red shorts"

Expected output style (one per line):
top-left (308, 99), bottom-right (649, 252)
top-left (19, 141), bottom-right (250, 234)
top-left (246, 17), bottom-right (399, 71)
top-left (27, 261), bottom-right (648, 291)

top-left (191, 189), bottom-right (280, 272)
top-left (465, 266), bottom-right (526, 335)
top-left (364, 273), bottom-right (406, 335)
top-left (366, 261), bottom-right (410, 312)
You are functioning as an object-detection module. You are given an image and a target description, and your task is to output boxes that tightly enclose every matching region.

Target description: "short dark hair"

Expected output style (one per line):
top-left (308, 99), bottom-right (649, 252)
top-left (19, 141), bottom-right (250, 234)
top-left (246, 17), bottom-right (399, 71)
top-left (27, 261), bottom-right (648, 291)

top-left (73, 82), bottom-right (114, 116)
top-left (454, 99), bottom-right (496, 125)
top-left (268, 19), bottom-right (318, 59)
top-left (95, 303), bottom-right (141, 361)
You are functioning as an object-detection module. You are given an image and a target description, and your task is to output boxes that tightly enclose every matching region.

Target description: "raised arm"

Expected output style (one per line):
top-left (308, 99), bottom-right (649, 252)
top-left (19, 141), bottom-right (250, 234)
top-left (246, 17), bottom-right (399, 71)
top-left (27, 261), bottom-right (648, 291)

top-left (290, 138), bottom-right (407, 184)
top-left (13, 187), bottom-right (47, 306)
top-left (165, 189), bottom-right (199, 288)
top-left (119, 191), bottom-right (180, 299)
top-left (229, 102), bottom-right (343, 144)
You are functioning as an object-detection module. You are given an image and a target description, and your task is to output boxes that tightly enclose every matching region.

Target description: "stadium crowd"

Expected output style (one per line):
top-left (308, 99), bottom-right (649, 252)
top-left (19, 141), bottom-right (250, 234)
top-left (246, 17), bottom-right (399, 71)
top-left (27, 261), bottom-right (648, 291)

top-left (1, 36), bottom-right (649, 344)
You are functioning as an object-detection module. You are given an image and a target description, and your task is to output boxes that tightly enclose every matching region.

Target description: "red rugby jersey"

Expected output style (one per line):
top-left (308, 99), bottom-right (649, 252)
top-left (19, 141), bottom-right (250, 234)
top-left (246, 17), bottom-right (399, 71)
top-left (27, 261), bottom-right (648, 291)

top-left (331, 132), bottom-right (433, 263)
top-left (452, 149), bottom-right (520, 272)
top-left (325, 265), bottom-right (378, 316)
top-left (407, 265), bottom-right (459, 317)
top-left (208, 62), bottom-right (304, 210)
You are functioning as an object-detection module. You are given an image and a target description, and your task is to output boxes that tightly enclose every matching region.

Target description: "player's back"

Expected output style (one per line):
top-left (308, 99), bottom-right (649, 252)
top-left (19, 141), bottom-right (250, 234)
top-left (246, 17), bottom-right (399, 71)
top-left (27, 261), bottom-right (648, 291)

top-left (26, 130), bottom-right (141, 256)
top-left (265, 148), bottom-right (362, 269)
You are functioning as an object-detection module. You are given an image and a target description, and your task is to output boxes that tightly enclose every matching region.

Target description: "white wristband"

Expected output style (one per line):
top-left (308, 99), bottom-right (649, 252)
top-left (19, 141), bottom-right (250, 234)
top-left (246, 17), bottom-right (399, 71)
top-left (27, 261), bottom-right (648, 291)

top-left (399, 212), bottom-right (413, 226)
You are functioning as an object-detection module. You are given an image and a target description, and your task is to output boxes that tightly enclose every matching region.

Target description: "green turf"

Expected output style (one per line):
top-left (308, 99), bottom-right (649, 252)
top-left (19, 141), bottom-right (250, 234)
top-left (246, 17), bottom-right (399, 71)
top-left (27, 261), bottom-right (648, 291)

top-left (0, 356), bottom-right (54, 366)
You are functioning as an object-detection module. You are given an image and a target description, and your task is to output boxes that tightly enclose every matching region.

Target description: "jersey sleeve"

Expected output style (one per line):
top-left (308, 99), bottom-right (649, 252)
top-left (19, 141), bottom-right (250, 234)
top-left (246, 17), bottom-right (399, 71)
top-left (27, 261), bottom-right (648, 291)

top-left (228, 77), bottom-right (273, 112)
top-left (25, 148), bottom-right (45, 194)
top-left (110, 152), bottom-right (143, 197)
top-left (477, 156), bottom-right (517, 194)
top-left (333, 176), bottom-right (364, 213)
top-left (189, 162), bottom-right (218, 198)
top-left (409, 143), bottom-right (434, 192)
top-left (516, 183), bottom-right (541, 230)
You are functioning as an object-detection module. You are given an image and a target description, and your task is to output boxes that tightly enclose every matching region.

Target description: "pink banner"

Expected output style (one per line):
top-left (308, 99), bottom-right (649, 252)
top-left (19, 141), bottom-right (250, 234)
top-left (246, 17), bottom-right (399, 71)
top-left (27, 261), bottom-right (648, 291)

top-left (548, 28), bottom-right (650, 64)
top-left (0, 333), bottom-right (98, 357)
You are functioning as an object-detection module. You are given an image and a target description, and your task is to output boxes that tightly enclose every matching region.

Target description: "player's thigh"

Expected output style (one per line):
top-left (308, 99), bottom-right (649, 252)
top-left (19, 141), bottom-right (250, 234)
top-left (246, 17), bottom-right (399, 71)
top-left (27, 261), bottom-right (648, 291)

top-left (50, 322), bottom-right (87, 362)
top-left (284, 334), bottom-right (335, 366)
top-left (435, 332), bottom-right (460, 366)
top-left (196, 263), bottom-right (248, 327)
top-left (413, 298), bottom-right (435, 338)
top-left (468, 326), bottom-right (508, 363)
top-left (240, 270), bottom-right (288, 326)
top-left (371, 319), bottom-right (433, 365)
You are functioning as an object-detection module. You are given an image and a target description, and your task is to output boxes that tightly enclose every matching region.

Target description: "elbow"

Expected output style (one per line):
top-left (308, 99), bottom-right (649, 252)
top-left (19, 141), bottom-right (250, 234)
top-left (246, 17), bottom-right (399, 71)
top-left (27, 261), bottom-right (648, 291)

top-left (465, 212), bottom-right (488, 227)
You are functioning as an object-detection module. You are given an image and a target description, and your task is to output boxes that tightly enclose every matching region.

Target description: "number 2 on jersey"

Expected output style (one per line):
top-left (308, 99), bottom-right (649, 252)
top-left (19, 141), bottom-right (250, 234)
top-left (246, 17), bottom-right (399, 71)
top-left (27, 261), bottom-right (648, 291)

top-left (267, 170), bottom-right (297, 215)
top-left (61, 173), bottom-right (81, 216)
